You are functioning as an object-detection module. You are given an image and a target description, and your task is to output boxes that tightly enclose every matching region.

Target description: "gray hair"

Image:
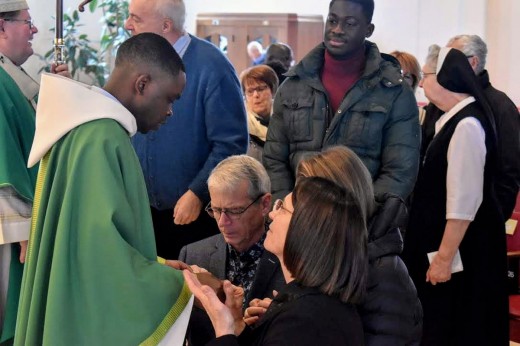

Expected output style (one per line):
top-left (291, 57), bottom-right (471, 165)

top-left (447, 34), bottom-right (487, 75)
top-left (247, 41), bottom-right (263, 53)
top-left (425, 44), bottom-right (441, 73)
top-left (155, 0), bottom-right (185, 33)
top-left (208, 155), bottom-right (271, 199)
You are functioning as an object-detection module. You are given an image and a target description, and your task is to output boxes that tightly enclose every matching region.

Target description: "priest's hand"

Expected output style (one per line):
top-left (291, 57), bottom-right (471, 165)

top-left (51, 63), bottom-right (72, 79)
top-left (19, 240), bottom-right (28, 263)
top-left (190, 265), bottom-right (208, 273)
top-left (164, 260), bottom-right (191, 271)
top-left (173, 190), bottom-right (202, 225)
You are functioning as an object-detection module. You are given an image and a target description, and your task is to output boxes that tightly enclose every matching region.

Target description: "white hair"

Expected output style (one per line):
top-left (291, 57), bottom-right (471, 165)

top-left (447, 34), bottom-right (487, 75)
top-left (155, 0), bottom-right (186, 33)
top-left (425, 44), bottom-right (441, 73)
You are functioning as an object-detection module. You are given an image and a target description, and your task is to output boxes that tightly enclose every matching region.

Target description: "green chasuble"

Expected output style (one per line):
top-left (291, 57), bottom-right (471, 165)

top-left (15, 74), bottom-right (191, 345)
top-left (0, 62), bottom-right (38, 343)
top-left (0, 65), bottom-right (37, 202)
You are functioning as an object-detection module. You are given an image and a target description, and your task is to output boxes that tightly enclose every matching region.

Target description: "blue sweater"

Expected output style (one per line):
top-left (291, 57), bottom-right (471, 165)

top-left (132, 35), bottom-right (248, 209)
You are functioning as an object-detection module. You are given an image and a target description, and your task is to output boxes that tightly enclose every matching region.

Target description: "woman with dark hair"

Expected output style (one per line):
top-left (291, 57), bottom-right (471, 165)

top-left (297, 146), bottom-right (422, 345)
top-left (184, 176), bottom-right (367, 345)
top-left (402, 46), bottom-right (508, 345)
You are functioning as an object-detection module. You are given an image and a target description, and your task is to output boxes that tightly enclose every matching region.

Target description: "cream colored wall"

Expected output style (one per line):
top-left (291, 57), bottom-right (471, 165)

top-left (486, 0), bottom-right (520, 106)
top-left (25, 0), bottom-right (519, 105)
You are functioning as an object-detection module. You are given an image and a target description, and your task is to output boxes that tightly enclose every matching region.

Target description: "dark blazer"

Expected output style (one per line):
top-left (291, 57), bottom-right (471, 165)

top-left (207, 281), bottom-right (365, 346)
top-left (179, 234), bottom-right (285, 346)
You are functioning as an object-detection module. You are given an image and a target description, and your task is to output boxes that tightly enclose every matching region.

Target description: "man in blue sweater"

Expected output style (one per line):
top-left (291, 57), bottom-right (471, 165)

top-left (125, 0), bottom-right (248, 259)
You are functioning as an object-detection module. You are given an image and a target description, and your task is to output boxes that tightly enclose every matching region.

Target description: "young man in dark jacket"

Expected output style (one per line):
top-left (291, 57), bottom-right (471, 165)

top-left (263, 0), bottom-right (421, 201)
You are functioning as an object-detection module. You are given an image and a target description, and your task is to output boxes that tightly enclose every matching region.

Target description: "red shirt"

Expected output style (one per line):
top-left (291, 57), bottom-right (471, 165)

top-left (321, 49), bottom-right (366, 114)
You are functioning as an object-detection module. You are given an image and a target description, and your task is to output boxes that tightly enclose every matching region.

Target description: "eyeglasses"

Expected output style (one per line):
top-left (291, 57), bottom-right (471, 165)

top-left (245, 85), bottom-right (269, 97)
top-left (3, 18), bottom-right (35, 30)
top-left (205, 194), bottom-right (264, 220)
top-left (272, 199), bottom-right (293, 214)
top-left (419, 71), bottom-right (436, 80)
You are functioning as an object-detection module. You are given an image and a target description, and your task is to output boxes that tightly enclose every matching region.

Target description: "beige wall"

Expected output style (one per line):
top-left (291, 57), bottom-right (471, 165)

top-left (26, 0), bottom-right (519, 105)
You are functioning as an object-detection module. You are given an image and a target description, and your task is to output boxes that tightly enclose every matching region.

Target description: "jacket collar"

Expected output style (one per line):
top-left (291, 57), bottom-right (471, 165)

top-left (288, 41), bottom-right (404, 90)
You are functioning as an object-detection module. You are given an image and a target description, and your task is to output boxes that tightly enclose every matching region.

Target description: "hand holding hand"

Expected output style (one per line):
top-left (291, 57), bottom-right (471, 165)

top-left (173, 190), bottom-right (202, 225)
top-left (426, 252), bottom-right (452, 285)
top-left (51, 63), bottom-right (72, 79)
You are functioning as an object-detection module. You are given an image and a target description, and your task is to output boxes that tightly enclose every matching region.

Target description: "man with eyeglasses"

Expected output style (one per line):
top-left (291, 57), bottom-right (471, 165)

top-left (178, 155), bottom-right (285, 346)
top-left (0, 0), bottom-right (69, 343)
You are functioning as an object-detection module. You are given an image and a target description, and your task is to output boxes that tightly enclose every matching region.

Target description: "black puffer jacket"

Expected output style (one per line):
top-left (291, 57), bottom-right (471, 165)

top-left (263, 41), bottom-right (421, 202)
top-left (360, 194), bottom-right (423, 346)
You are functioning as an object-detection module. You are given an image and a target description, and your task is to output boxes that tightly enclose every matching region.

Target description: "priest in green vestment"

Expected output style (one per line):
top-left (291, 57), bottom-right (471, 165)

top-left (0, 0), bottom-right (70, 343)
top-left (14, 33), bottom-right (192, 345)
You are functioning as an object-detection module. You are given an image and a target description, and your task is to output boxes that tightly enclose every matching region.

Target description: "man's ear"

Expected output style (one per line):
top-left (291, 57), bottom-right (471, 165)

top-left (162, 18), bottom-right (173, 34)
top-left (365, 23), bottom-right (375, 38)
top-left (134, 74), bottom-right (150, 95)
top-left (0, 19), bottom-right (6, 34)
top-left (261, 193), bottom-right (272, 216)
top-left (468, 55), bottom-right (479, 72)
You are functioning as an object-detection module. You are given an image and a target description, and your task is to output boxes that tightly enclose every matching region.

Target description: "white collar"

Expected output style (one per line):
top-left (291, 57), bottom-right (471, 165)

top-left (28, 73), bottom-right (137, 167)
top-left (434, 96), bottom-right (476, 135)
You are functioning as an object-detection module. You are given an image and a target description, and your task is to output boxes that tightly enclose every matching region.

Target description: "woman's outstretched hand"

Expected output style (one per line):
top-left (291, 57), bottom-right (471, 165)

top-left (183, 270), bottom-right (246, 337)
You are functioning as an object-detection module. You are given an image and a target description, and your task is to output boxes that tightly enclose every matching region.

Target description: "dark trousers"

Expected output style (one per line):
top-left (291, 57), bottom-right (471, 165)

top-left (151, 207), bottom-right (220, 260)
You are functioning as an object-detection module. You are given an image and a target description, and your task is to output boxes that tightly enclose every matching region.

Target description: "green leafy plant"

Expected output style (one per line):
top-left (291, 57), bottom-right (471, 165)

top-left (39, 0), bottom-right (129, 86)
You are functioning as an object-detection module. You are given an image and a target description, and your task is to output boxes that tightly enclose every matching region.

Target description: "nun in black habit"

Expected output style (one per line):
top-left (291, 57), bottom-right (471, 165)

top-left (402, 45), bottom-right (508, 346)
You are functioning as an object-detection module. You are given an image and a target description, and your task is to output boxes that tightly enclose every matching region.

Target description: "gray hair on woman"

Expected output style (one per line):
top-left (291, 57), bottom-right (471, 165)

top-left (425, 44), bottom-right (441, 73)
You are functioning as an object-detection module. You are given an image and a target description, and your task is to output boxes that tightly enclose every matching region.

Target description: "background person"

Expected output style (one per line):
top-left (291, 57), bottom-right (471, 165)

top-left (402, 45), bottom-right (508, 345)
top-left (263, 0), bottom-right (420, 202)
top-left (264, 42), bottom-right (294, 84)
top-left (239, 65), bottom-right (278, 162)
top-left (247, 40), bottom-right (265, 66)
top-left (184, 176), bottom-right (367, 345)
top-left (125, 0), bottom-right (248, 260)
top-left (15, 33), bottom-right (192, 345)
top-left (389, 50), bottom-right (421, 92)
top-left (0, 0), bottom-right (69, 342)
top-left (422, 34), bottom-right (519, 221)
